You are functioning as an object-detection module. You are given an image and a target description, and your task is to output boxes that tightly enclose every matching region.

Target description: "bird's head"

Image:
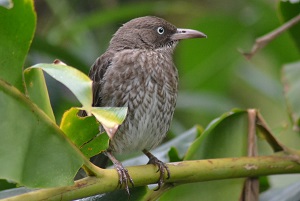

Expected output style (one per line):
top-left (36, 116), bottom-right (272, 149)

top-left (108, 16), bottom-right (206, 51)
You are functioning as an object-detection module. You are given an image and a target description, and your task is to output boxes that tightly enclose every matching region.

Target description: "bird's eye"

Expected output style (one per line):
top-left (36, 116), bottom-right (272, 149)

top-left (157, 27), bottom-right (164, 35)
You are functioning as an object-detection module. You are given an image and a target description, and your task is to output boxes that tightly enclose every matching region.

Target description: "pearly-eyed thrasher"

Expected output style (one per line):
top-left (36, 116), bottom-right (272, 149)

top-left (82, 16), bottom-right (206, 194)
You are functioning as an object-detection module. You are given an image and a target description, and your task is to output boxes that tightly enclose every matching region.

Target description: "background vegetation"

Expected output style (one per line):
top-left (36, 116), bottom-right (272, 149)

top-left (1, 0), bottom-right (300, 200)
top-left (30, 0), bottom-right (298, 135)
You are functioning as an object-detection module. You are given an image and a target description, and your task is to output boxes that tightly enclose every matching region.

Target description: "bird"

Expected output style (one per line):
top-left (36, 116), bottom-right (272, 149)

top-left (83, 16), bottom-right (206, 194)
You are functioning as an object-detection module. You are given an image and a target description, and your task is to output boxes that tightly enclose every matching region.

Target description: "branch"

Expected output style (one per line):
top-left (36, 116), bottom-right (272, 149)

top-left (244, 109), bottom-right (259, 201)
top-left (241, 13), bottom-right (300, 60)
top-left (4, 153), bottom-right (300, 201)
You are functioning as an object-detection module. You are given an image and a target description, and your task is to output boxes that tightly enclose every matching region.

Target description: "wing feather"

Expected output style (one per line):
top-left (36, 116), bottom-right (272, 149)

top-left (89, 51), bottom-right (114, 107)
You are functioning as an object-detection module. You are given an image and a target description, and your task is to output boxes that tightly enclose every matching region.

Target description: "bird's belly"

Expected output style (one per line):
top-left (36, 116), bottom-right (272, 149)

top-left (109, 82), bottom-right (176, 153)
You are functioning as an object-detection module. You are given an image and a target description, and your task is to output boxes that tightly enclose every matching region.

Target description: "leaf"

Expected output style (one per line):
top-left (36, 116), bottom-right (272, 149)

top-left (0, 0), bottom-right (36, 92)
top-left (60, 107), bottom-right (109, 157)
top-left (60, 107), bottom-right (99, 147)
top-left (80, 133), bottom-right (109, 158)
top-left (255, 111), bottom-right (285, 151)
top-left (24, 68), bottom-right (55, 122)
top-left (24, 63), bottom-right (127, 155)
top-left (25, 63), bottom-right (93, 113)
top-left (25, 63), bottom-right (128, 134)
top-left (259, 176), bottom-right (271, 193)
top-left (0, 79), bottom-right (84, 188)
top-left (0, 179), bottom-right (16, 191)
top-left (160, 180), bottom-right (245, 201)
top-left (282, 61), bottom-right (300, 130)
top-left (168, 147), bottom-right (182, 162)
top-left (60, 107), bottom-right (127, 158)
top-left (91, 107), bottom-right (128, 139)
top-left (185, 109), bottom-right (248, 160)
top-left (161, 109), bottom-right (249, 201)
top-left (278, 0), bottom-right (300, 51)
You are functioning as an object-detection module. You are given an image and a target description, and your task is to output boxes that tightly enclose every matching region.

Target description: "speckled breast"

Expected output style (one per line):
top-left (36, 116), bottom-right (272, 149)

top-left (101, 49), bottom-right (178, 153)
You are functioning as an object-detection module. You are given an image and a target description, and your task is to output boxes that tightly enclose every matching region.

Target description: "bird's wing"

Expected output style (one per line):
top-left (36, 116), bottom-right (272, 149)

top-left (89, 51), bottom-right (114, 107)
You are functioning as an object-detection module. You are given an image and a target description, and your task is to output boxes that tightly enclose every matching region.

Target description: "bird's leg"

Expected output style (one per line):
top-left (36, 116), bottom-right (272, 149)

top-left (105, 151), bottom-right (134, 195)
top-left (142, 149), bottom-right (170, 190)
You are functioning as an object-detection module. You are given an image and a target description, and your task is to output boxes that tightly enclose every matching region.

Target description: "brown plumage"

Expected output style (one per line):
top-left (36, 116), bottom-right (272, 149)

top-left (86, 16), bottom-right (206, 194)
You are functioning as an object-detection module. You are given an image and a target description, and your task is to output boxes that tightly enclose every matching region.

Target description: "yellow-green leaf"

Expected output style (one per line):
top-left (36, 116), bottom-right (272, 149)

top-left (80, 133), bottom-right (109, 158)
top-left (91, 107), bottom-right (127, 139)
top-left (60, 107), bottom-right (100, 147)
top-left (25, 63), bottom-right (93, 113)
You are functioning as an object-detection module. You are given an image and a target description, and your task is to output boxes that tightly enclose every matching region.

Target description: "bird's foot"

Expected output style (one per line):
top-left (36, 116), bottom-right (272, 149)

top-left (106, 151), bottom-right (134, 195)
top-left (143, 149), bottom-right (170, 190)
top-left (114, 160), bottom-right (134, 194)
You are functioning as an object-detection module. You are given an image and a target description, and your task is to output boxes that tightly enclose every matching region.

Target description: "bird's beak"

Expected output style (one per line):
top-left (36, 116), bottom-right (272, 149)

top-left (171, 28), bottom-right (207, 40)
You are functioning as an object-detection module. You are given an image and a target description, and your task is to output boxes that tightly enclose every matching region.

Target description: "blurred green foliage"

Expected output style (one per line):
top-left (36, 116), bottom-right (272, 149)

top-left (3, 0), bottom-right (296, 199)
top-left (0, 0), bottom-right (35, 92)
top-left (28, 0), bottom-right (299, 134)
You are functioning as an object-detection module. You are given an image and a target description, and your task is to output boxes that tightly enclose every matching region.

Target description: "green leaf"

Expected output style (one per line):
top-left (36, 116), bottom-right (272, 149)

top-left (60, 107), bottom-right (127, 158)
top-left (25, 63), bottom-right (127, 146)
top-left (0, 79), bottom-right (84, 188)
top-left (91, 107), bottom-right (128, 138)
top-left (62, 106), bottom-right (127, 156)
top-left (168, 147), bottom-right (182, 162)
top-left (60, 107), bottom-right (99, 147)
top-left (185, 109), bottom-right (248, 160)
top-left (278, 1), bottom-right (300, 51)
top-left (0, 0), bottom-right (35, 92)
top-left (259, 176), bottom-right (271, 193)
top-left (0, 179), bottom-right (16, 191)
top-left (24, 68), bottom-right (55, 122)
top-left (91, 107), bottom-right (128, 128)
top-left (60, 107), bottom-right (109, 157)
top-left (161, 109), bottom-right (249, 201)
top-left (160, 179), bottom-right (245, 201)
top-left (80, 133), bottom-right (109, 158)
top-left (26, 63), bottom-right (93, 113)
top-left (282, 61), bottom-right (300, 130)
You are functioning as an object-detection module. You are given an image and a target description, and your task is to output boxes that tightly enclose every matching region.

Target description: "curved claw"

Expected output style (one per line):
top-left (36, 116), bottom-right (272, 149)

top-left (151, 158), bottom-right (170, 190)
top-left (114, 161), bottom-right (134, 195)
top-left (143, 149), bottom-right (170, 190)
top-left (106, 151), bottom-right (134, 195)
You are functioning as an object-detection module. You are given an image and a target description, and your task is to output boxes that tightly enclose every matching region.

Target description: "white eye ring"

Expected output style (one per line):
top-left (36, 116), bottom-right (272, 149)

top-left (157, 27), bottom-right (164, 35)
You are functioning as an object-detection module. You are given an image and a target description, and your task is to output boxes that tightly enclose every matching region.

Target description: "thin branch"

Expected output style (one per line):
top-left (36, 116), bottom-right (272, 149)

top-left (243, 109), bottom-right (259, 201)
top-left (4, 153), bottom-right (300, 201)
top-left (241, 13), bottom-right (300, 60)
top-left (247, 109), bottom-right (258, 157)
top-left (256, 112), bottom-right (286, 152)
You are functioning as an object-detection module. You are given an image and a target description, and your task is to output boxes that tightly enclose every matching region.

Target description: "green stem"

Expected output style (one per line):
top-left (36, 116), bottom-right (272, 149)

top-left (3, 153), bottom-right (300, 201)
